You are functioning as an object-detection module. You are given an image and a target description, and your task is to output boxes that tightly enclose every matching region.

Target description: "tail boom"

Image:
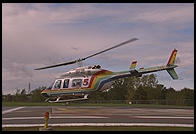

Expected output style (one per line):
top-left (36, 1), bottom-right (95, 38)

top-left (115, 49), bottom-right (179, 80)
top-left (137, 64), bottom-right (178, 80)
top-left (136, 49), bottom-right (178, 80)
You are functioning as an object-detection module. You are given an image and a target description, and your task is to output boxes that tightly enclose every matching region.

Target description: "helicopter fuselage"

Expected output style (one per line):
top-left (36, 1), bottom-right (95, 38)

top-left (41, 66), bottom-right (132, 98)
top-left (41, 59), bottom-right (178, 101)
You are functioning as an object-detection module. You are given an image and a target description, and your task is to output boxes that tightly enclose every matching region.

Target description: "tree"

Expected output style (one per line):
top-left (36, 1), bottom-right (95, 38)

top-left (20, 89), bottom-right (28, 102)
top-left (179, 88), bottom-right (194, 106)
top-left (3, 94), bottom-right (13, 102)
top-left (105, 74), bottom-right (160, 102)
top-left (108, 76), bottom-right (140, 101)
top-left (147, 74), bottom-right (158, 88)
top-left (14, 88), bottom-right (21, 102)
top-left (133, 85), bottom-right (147, 103)
top-left (108, 78), bottom-right (127, 100)
top-left (30, 87), bottom-right (46, 102)
top-left (165, 87), bottom-right (177, 105)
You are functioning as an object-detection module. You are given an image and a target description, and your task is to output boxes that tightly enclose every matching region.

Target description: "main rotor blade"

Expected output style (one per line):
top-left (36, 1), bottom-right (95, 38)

top-left (34, 60), bottom-right (79, 70)
top-left (34, 38), bottom-right (138, 70)
top-left (83, 38), bottom-right (138, 60)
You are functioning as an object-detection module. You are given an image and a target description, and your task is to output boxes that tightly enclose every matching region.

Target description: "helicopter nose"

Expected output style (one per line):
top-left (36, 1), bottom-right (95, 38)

top-left (41, 92), bottom-right (49, 97)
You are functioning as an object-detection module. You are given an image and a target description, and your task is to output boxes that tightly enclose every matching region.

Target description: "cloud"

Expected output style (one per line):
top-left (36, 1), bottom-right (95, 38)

top-left (2, 3), bottom-right (194, 93)
top-left (133, 5), bottom-right (193, 24)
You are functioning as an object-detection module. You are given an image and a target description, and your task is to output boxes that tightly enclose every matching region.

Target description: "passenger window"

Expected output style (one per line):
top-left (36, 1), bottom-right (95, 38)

top-left (54, 80), bottom-right (62, 89)
top-left (63, 79), bottom-right (69, 88)
top-left (72, 79), bottom-right (82, 87)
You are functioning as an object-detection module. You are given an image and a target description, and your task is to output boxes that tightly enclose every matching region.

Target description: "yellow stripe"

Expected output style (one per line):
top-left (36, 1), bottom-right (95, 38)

top-left (130, 63), bottom-right (136, 69)
top-left (170, 51), bottom-right (177, 65)
top-left (91, 70), bottom-right (112, 88)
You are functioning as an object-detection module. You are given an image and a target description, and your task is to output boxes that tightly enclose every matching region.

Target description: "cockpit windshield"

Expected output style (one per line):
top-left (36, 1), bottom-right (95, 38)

top-left (46, 81), bottom-right (55, 90)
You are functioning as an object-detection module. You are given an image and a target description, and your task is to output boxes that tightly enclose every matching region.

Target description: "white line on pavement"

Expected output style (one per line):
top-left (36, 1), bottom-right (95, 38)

top-left (2, 107), bottom-right (25, 114)
top-left (135, 116), bottom-right (194, 119)
top-left (3, 115), bottom-right (194, 120)
top-left (3, 115), bottom-right (108, 120)
top-left (2, 123), bottom-right (194, 128)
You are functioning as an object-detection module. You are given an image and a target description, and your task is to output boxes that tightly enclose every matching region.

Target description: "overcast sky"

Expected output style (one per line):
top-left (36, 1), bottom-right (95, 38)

top-left (2, 3), bottom-right (194, 95)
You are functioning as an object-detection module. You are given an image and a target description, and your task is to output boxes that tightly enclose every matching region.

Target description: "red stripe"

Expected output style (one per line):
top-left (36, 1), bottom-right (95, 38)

top-left (88, 70), bottom-right (107, 88)
top-left (167, 49), bottom-right (177, 65)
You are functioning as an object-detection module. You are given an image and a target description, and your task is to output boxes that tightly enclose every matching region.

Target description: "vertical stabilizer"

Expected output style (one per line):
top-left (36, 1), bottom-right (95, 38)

top-left (130, 61), bottom-right (137, 69)
top-left (167, 49), bottom-right (177, 66)
top-left (166, 49), bottom-right (178, 79)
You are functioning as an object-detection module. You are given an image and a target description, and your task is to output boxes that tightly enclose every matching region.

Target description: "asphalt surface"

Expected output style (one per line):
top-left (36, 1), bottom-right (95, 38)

top-left (2, 106), bottom-right (194, 127)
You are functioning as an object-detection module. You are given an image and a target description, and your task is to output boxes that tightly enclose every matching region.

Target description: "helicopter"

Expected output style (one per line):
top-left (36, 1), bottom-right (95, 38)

top-left (35, 38), bottom-right (178, 103)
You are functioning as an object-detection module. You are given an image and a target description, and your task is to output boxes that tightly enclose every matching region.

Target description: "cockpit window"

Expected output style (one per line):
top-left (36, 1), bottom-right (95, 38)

top-left (46, 85), bottom-right (52, 90)
top-left (54, 80), bottom-right (62, 89)
top-left (46, 81), bottom-right (54, 90)
top-left (72, 79), bottom-right (82, 87)
top-left (63, 79), bottom-right (69, 88)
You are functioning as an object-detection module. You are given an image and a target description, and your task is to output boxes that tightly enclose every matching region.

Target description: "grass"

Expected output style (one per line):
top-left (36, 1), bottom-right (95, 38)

top-left (2, 126), bottom-right (194, 131)
top-left (2, 101), bottom-right (194, 109)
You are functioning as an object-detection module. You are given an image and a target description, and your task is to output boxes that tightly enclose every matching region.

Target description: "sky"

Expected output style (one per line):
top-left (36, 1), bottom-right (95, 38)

top-left (2, 3), bottom-right (194, 95)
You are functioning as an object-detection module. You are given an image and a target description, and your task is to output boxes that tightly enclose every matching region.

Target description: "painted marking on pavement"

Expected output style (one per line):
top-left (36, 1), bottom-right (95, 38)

top-left (2, 123), bottom-right (194, 128)
top-left (2, 107), bottom-right (25, 114)
top-left (135, 116), bottom-right (194, 119)
top-left (3, 115), bottom-right (108, 120)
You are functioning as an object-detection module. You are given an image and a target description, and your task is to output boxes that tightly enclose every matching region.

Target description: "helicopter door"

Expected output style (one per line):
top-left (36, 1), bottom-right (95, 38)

top-left (63, 79), bottom-right (69, 88)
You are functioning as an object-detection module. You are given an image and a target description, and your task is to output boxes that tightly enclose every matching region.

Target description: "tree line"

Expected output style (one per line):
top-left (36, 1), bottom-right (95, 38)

top-left (88, 74), bottom-right (194, 106)
top-left (2, 74), bottom-right (194, 106)
top-left (2, 87), bottom-right (46, 103)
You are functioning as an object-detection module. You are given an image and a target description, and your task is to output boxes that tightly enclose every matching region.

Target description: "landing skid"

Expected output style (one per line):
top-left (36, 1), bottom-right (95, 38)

top-left (47, 94), bottom-right (89, 103)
